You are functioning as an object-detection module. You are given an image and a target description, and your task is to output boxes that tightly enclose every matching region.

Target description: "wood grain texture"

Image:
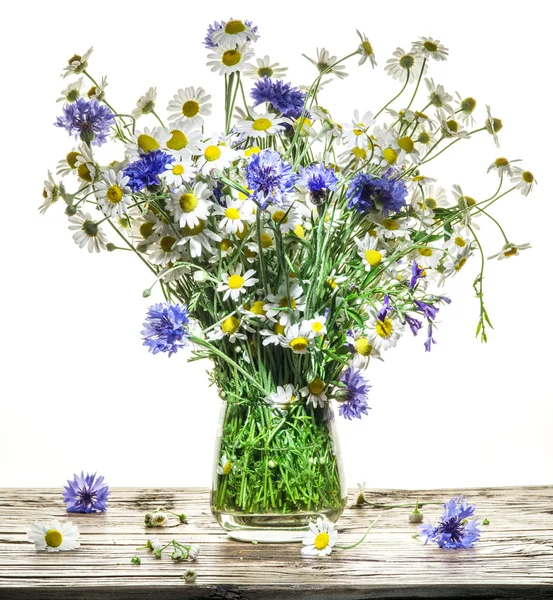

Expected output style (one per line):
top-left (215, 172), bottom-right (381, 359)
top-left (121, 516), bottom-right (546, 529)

top-left (0, 486), bottom-right (552, 599)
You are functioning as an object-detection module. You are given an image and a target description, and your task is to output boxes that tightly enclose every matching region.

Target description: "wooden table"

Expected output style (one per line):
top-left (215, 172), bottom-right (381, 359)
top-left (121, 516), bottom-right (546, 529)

top-left (1, 486), bottom-right (552, 599)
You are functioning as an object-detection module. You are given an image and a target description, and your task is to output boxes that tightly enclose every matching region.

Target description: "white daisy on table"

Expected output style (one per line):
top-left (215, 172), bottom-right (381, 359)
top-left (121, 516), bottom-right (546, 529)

top-left (385, 47), bottom-right (427, 83)
top-left (347, 330), bottom-right (382, 369)
top-left (126, 127), bottom-right (170, 160)
top-left (132, 87), bottom-right (157, 119)
top-left (167, 87), bottom-right (212, 128)
top-left (176, 220), bottom-right (221, 258)
top-left (305, 314), bottom-right (327, 337)
top-left (485, 105), bottom-right (503, 148)
top-left (279, 322), bottom-right (314, 354)
top-left (341, 110), bottom-right (375, 149)
top-left (197, 137), bottom-right (238, 175)
top-left (367, 311), bottom-right (405, 351)
top-left (413, 245), bottom-right (443, 269)
top-left (260, 321), bottom-right (286, 346)
top-left (437, 110), bottom-right (470, 139)
top-left (444, 225), bottom-right (472, 256)
top-left (28, 520), bottom-right (80, 552)
top-left (207, 43), bottom-right (254, 76)
top-left (299, 378), bottom-right (328, 408)
top-left (217, 264), bottom-right (258, 302)
top-left (216, 454), bottom-right (234, 476)
top-left (57, 77), bottom-right (84, 103)
top-left (68, 211), bottom-right (107, 253)
top-left (412, 37), bottom-right (449, 61)
top-left (455, 93), bottom-right (477, 126)
top-left (148, 234), bottom-right (183, 267)
top-left (213, 199), bottom-right (255, 235)
top-left (488, 242), bottom-right (531, 261)
top-left (235, 112), bottom-right (288, 139)
top-left (268, 204), bottom-right (303, 235)
top-left (62, 47), bottom-right (93, 77)
top-left (243, 55), bottom-right (287, 79)
top-left (301, 517), bottom-right (337, 557)
top-left (40, 171), bottom-right (61, 214)
top-left (165, 123), bottom-right (203, 156)
top-left (355, 233), bottom-right (387, 273)
top-left (356, 30), bottom-right (377, 67)
top-left (425, 78), bottom-right (454, 115)
top-left (167, 182), bottom-right (212, 228)
top-left (303, 48), bottom-right (348, 80)
top-left (510, 167), bottom-right (536, 196)
top-left (56, 149), bottom-right (81, 177)
top-left (267, 384), bottom-right (299, 407)
top-left (163, 154), bottom-right (196, 187)
top-left (264, 282), bottom-right (306, 326)
top-left (86, 76), bottom-right (108, 101)
top-left (95, 169), bottom-right (132, 218)
top-left (211, 20), bottom-right (258, 47)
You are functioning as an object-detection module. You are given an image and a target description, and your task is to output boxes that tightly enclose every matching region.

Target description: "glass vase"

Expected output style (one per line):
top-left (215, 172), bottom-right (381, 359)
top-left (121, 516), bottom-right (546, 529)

top-left (210, 397), bottom-right (348, 542)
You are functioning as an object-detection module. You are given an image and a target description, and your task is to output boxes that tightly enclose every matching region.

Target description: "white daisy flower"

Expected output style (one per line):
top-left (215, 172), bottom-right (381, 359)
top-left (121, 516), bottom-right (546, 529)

top-left (341, 110), bottom-right (375, 149)
top-left (212, 199), bottom-right (255, 235)
top-left (487, 157), bottom-right (519, 179)
top-left (126, 126), bottom-right (170, 159)
top-left (268, 204), bottom-right (303, 235)
top-left (437, 110), bottom-right (470, 139)
top-left (444, 225), bottom-right (472, 256)
top-left (86, 76), bottom-right (108, 101)
top-left (303, 48), bottom-right (348, 80)
top-left (144, 536), bottom-right (163, 551)
top-left (260, 321), bottom-right (286, 345)
top-left (57, 77), bottom-right (84, 103)
top-left (95, 169), bottom-right (132, 218)
top-left (301, 517), bottom-right (337, 557)
top-left (176, 220), bottom-right (221, 258)
top-left (278, 322), bottom-right (314, 354)
top-left (208, 315), bottom-right (250, 344)
top-left (197, 137), bottom-right (238, 174)
top-left (75, 143), bottom-right (98, 187)
top-left (510, 167), bottom-right (536, 196)
top-left (28, 520), bottom-right (80, 552)
top-left (375, 216), bottom-right (412, 240)
top-left (68, 211), bottom-right (107, 253)
top-left (305, 314), bottom-right (327, 337)
top-left (207, 43), bottom-right (254, 76)
top-left (299, 378), bottom-right (328, 408)
top-left (211, 20), bottom-right (258, 47)
top-left (456, 93), bottom-right (477, 126)
top-left (485, 105), bottom-right (503, 148)
top-left (163, 154), bottom-right (196, 187)
top-left (267, 384), bottom-right (299, 407)
top-left (243, 299), bottom-right (268, 320)
top-left (247, 228), bottom-right (275, 253)
top-left (217, 264), bottom-right (258, 301)
top-left (62, 48), bottom-right (93, 77)
top-left (216, 454), bottom-right (233, 476)
top-left (347, 330), bottom-right (382, 369)
top-left (411, 184), bottom-right (448, 213)
top-left (132, 87), bottom-right (157, 119)
top-left (165, 123), bottom-right (203, 156)
top-left (148, 234), bottom-right (182, 266)
top-left (167, 87), bottom-right (212, 127)
top-left (440, 246), bottom-right (472, 282)
top-left (367, 311), bottom-right (405, 351)
top-left (451, 184), bottom-right (477, 211)
top-left (130, 212), bottom-right (160, 248)
top-left (356, 31), bottom-right (377, 67)
top-left (414, 245), bottom-right (443, 269)
top-left (150, 512), bottom-right (169, 527)
top-left (40, 171), bottom-right (61, 214)
top-left (167, 182), bottom-right (212, 228)
top-left (385, 47), bottom-right (427, 83)
top-left (355, 233), bottom-right (387, 272)
top-left (56, 149), bottom-right (81, 178)
top-left (264, 283), bottom-right (306, 326)
top-left (488, 242), bottom-right (531, 261)
top-left (425, 78), bottom-right (454, 115)
top-left (235, 112), bottom-right (288, 139)
top-left (244, 55), bottom-right (287, 79)
top-left (326, 269), bottom-right (348, 292)
top-left (412, 37), bottom-right (449, 61)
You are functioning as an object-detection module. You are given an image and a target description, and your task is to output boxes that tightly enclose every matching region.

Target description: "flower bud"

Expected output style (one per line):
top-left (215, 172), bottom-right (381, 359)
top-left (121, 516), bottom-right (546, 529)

top-left (182, 568), bottom-right (197, 583)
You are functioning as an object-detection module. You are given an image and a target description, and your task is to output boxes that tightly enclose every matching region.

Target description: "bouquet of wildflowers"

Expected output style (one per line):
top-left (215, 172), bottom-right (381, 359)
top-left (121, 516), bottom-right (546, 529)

top-left (43, 19), bottom-right (534, 523)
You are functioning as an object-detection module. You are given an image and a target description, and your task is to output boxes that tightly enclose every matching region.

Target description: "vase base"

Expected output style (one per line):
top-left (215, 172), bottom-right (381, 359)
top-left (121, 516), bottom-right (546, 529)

top-left (226, 529), bottom-right (305, 543)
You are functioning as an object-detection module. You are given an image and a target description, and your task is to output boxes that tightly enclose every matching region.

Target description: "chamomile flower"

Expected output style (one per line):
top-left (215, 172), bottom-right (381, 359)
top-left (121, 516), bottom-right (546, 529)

top-left (444, 225), bottom-right (472, 256)
top-left (132, 87), bottom-right (157, 119)
top-left (306, 314), bottom-right (327, 337)
top-left (130, 212), bottom-right (160, 248)
top-left (264, 283), bottom-right (306, 326)
top-left (488, 242), bottom-right (531, 260)
top-left (303, 48), bottom-right (348, 80)
top-left (165, 124), bottom-right (203, 156)
top-left (385, 47), bottom-right (427, 83)
top-left (355, 233), bottom-right (387, 272)
top-left (62, 47), bottom-right (93, 77)
top-left (235, 112), bottom-right (288, 138)
top-left (510, 167), bottom-right (536, 196)
top-left (279, 322), bottom-right (314, 354)
top-left (208, 315), bottom-right (250, 344)
top-left (176, 220), bottom-right (221, 258)
top-left (68, 211), bottom-right (107, 253)
top-left (438, 110), bottom-right (470, 139)
top-left (485, 105), bottom-right (503, 148)
top-left (57, 77), bottom-right (84, 103)
top-left (301, 517), bottom-right (337, 557)
top-left (211, 19), bottom-right (258, 47)
top-left (213, 199), bottom-right (255, 234)
top-left (40, 171), bottom-right (61, 214)
top-left (126, 126), bottom-right (171, 160)
top-left (414, 245), bottom-right (443, 269)
top-left (440, 246), bottom-right (472, 280)
top-left (260, 321), bottom-right (286, 346)
top-left (163, 154), bottom-right (196, 186)
top-left (375, 216), bottom-right (412, 240)
top-left (412, 37), bottom-right (449, 61)
top-left (207, 43), bottom-right (254, 76)
top-left (367, 310), bottom-right (404, 351)
top-left (300, 378), bottom-right (328, 408)
top-left (28, 520), bottom-right (80, 552)
top-left (95, 169), bottom-right (132, 218)
top-left (267, 384), bottom-right (299, 407)
top-left (356, 30), bottom-right (377, 67)
top-left (167, 87), bottom-right (212, 128)
top-left (244, 55), bottom-right (287, 79)
top-left (167, 182), bottom-right (212, 228)
top-left (197, 137), bottom-right (238, 174)
top-left (425, 78), bottom-right (454, 115)
top-left (216, 454), bottom-right (233, 476)
top-left (217, 264), bottom-right (258, 301)
top-left (341, 110), bottom-right (376, 148)
top-left (411, 184), bottom-right (448, 212)
top-left (149, 234), bottom-right (182, 266)
top-left (86, 76), bottom-right (108, 101)
top-left (268, 204), bottom-right (303, 234)
top-left (486, 157), bottom-right (518, 179)
top-left (56, 148), bottom-right (81, 177)
top-left (456, 93), bottom-right (477, 126)
top-left (347, 330), bottom-right (382, 368)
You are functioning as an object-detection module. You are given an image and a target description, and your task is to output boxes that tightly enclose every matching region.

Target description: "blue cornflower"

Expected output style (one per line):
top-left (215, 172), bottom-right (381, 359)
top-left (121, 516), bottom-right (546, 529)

top-left (251, 78), bottom-right (306, 119)
top-left (410, 261), bottom-right (425, 289)
top-left (419, 496), bottom-right (481, 549)
top-left (123, 151), bottom-right (173, 192)
top-left (204, 19), bottom-right (259, 48)
top-left (346, 170), bottom-right (408, 216)
top-left (245, 149), bottom-right (297, 209)
top-left (63, 472), bottom-right (109, 513)
top-left (142, 302), bottom-right (190, 357)
top-left (338, 367), bottom-right (371, 420)
top-left (297, 163), bottom-right (338, 205)
top-left (55, 98), bottom-right (114, 146)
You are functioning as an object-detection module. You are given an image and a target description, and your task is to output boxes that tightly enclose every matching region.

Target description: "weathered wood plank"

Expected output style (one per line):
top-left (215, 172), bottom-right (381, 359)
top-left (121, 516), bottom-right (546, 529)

top-left (0, 486), bottom-right (552, 599)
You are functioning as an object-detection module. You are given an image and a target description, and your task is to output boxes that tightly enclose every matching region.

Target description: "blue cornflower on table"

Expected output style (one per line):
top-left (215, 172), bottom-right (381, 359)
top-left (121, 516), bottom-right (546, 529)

top-left (63, 472), bottom-right (109, 513)
top-left (419, 496), bottom-right (481, 549)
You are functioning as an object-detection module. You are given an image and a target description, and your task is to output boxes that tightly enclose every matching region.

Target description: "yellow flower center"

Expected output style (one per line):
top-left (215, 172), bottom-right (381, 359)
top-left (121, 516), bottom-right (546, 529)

top-left (160, 236), bottom-right (176, 253)
top-left (225, 207), bottom-right (241, 220)
top-left (228, 274), bottom-right (245, 290)
top-left (417, 131), bottom-right (431, 144)
top-left (274, 322), bottom-right (285, 335)
top-left (66, 151), bottom-right (79, 169)
top-left (353, 127), bottom-right (364, 136)
top-left (222, 50), bottom-right (242, 67)
top-left (503, 247), bottom-right (518, 258)
top-left (258, 67), bottom-right (274, 77)
top-left (68, 54), bottom-right (81, 64)
top-left (454, 236), bottom-right (466, 247)
top-left (418, 247), bottom-right (433, 257)
top-left (382, 148), bottom-right (397, 164)
top-left (106, 185), bottom-right (123, 204)
top-left (252, 118), bottom-right (272, 132)
top-left (309, 378), bottom-right (325, 395)
top-left (182, 100), bottom-right (200, 118)
top-left (77, 163), bottom-right (92, 182)
top-left (260, 233), bottom-right (273, 248)
top-left (424, 198), bottom-right (437, 210)
top-left (220, 238), bottom-right (234, 252)
top-left (222, 316), bottom-right (240, 334)
top-left (294, 225), bottom-right (305, 238)
top-left (522, 171), bottom-right (534, 183)
top-left (183, 220), bottom-right (206, 236)
top-left (167, 130), bottom-right (188, 151)
top-left (250, 300), bottom-right (266, 316)
top-left (351, 147), bottom-right (367, 159)
top-left (45, 529), bottom-right (63, 548)
top-left (327, 277), bottom-right (337, 289)
top-left (355, 338), bottom-right (372, 356)
top-left (222, 461), bottom-right (233, 475)
top-left (172, 164), bottom-right (185, 176)
top-left (245, 146), bottom-right (261, 157)
top-left (362, 41), bottom-right (373, 55)
top-left (225, 19), bottom-right (246, 34)
top-left (399, 54), bottom-right (415, 69)
top-left (376, 318), bottom-right (393, 338)
top-left (397, 136), bottom-right (414, 153)
top-left (424, 40), bottom-right (438, 52)
top-left (364, 249), bottom-right (382, 267)
top-left (180, 193), bottom-right (198, 212)
top-left (495, 157), bottom-right (509, 168)
top-left (455, 257), bottom-right (467, 271)
top-left (314, 532), bottom-right (330, 550)
top-left (272, 210), bottom-right (288, 224)
top-left (312, 321), bottom-right (324, 333)
top-left (290, 337), bottom-right (308, 352)
top-left (140, 222), bottom-right (154, 239)
top-left (446, 119), bottom-right (459, 133)
top-left (279, 297), bottom-right (297, 309)
top-left (236, 225), bottom-right (249, 240)
top-left (204, 145), bottom-right (222, 161)
top-left (461, 97), bottom-right (477, 113)
top-left (137, 134), bottom-right (160, 153)
top-left (382, 218), bottom-right (399, 231)
top-left (458, 196), bottom-right (476, 207)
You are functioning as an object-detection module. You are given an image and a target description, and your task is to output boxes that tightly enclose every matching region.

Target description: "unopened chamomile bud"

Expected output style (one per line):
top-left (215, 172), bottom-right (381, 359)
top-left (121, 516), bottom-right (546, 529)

top-left (188, 544), bottom-right (200, 560)
top-left (182, 568), bottom-right (197, 583)
top-left (408, 499), bottom-right (424, 524)
top-left (153, 549), bottom-right (162, 559)
top-left (142, 288), bottom-right (152, 298)
top-left (106, 243), bottom-right (116, 252)
top-left (144, 512), bottom-right (154, 525)
top-left (193, 270), bottom-right (208, 283)
top-left (65, 205), bottom-right (77, 217)
top-left (178, 513), bottom-right (187, 523)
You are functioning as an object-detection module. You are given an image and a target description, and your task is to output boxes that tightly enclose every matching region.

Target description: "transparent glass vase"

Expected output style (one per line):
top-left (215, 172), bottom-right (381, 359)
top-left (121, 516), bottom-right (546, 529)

top-left (211, 398), bottom-right (348, 542)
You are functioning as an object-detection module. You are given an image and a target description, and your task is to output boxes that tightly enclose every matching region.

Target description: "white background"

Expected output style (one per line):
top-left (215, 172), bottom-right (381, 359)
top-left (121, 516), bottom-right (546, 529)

top-left (1, 0), bottom-right (551, 491)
